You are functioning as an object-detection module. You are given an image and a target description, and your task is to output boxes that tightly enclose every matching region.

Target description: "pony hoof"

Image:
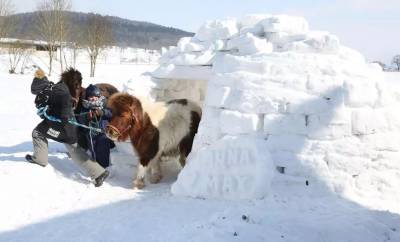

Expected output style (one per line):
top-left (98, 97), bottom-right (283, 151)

top-left (149, 173), bottom-right (162, 184)
top-left (133, 179), bottom-right (145, 189)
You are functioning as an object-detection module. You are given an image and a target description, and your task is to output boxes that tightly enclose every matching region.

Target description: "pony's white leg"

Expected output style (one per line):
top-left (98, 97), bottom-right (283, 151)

top-left (149, 158), bottom-right (162, 184)
top-left (133, 163), bottom-right (147, 189)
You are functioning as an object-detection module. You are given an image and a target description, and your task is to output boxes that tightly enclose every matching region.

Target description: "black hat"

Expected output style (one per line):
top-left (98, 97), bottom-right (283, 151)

top-left (86, 84), bottom-right (101, 98)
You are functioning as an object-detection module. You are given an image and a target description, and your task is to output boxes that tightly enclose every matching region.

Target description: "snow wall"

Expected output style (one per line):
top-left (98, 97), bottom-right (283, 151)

top-left (125, 15), bottom-right (400, 204)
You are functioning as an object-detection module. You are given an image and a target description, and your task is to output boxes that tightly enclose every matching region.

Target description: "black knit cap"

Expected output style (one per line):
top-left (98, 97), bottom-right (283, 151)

top-left (86, 84), bottom-right (101, 98)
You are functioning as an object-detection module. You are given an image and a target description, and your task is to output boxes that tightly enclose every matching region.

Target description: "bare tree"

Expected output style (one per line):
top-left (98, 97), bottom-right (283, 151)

top-left (392, 55), bottom-right (400, 71)
top-left (67, 23), bottom-right (85, 68)
top-left (6, 41), bottom-right (32, 74)
top-left (0, 0), bottom-right (14, 38)
top-left (35, 0), bottom-right (71, 76)
top-left (81, 13), bottom-right (113, 77)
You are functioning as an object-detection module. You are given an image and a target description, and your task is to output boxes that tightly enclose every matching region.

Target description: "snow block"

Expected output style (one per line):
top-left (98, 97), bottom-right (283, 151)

top-left (123, 75), bottom-right (158, 100)
top-left (281, 91), bottom-right (334, 115)
top-left (351, 108), bottom-right (389, 136)
top-left (307, 123), bottom-right (352, 140)
top-left (194, 19), bottom-right (239, 41)
top-left (191, 124), bottom-right (221, 151)
top-left (151, 78), bottom-right (207, 103)
top-left (213, 54), bottom-right (271, 74)
top-left (158, 50), bottom-right (216, 66)
top-left (176, 37), bottom-right (193, 52)
top-left (267, 32), bottom-right (306, 47)
top-left (344, 79), bottom-right (378, 108)
top-left (260, 15), bottom-right (309, 34)
top-left (205, 84), bottom-right (281, 114)
top-left (227, 33), bottom-right (273, 55)
top-left (239, 14), bottom-right (271, 29)
top-left (264, 113), bottom-right (308, 135)
top-left (306, 74), bottom-right (344, 94)
top-left (325, 153), bottom-right (369, 175)
top-left (360, 133), bottom-right (400, 152)
top-left (210, 72), bottom-right (273, 91)
top-left (306, 108), bottom-right (352, 140)
top-left (204, 84), bottom-right (231, 107)
top-left (172, 136), bottom-right (274, 199)
top-left (201, 107), bottom-right (222, 128)
top-left (219, 110), bottom-right (261, 134)
top-left (266, 134), bottom-right (312, 153)
top-left (151, 64), bottom-right (213, 81)
top-left (281, 32), bottom-right (340, 54)
top-left (308, 107), bottom-right (351, 126)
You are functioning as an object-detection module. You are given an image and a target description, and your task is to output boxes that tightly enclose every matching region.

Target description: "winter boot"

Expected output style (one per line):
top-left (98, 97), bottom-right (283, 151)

top-left (94, 170), bottom-right (110, 187)
top-left (25, 154), bottom-right (46, 167)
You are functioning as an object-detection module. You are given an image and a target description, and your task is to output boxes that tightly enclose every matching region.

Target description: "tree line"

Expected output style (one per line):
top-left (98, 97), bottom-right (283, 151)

top-left (0, 0), bottom-right (113, 77)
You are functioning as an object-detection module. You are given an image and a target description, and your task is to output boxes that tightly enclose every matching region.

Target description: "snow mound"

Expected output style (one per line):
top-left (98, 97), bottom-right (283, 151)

top-left (124, 14), bottom-right (400, 205)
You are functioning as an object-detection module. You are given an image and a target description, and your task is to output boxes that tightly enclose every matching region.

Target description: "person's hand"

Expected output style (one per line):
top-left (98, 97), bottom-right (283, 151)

top-left (87, 109), bottom-right (103, 120)
top-left (87, 110), bottom-right (95, 120)
top-left (94, 109), bottom-right (104, 117)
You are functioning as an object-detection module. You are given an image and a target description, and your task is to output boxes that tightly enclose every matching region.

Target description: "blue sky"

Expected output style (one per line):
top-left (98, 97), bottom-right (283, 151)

top-left (12, 0), bottom-right (400, 64)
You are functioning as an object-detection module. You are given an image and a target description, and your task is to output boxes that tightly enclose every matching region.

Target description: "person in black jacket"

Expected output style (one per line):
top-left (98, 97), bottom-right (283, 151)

top-left (76, 84), bottom-right (113, 168)
top-left (26, 69), bottom-right (109, 187)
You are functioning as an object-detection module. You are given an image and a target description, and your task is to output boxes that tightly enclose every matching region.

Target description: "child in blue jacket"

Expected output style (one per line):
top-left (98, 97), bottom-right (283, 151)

top-left (77, 84), bottom-right (113, 168)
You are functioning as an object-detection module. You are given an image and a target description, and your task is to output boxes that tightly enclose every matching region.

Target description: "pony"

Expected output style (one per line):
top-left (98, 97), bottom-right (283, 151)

top-left (60, 68), bottom-right (83, 109)
top-left (105, 93), bottom-right (201, 189)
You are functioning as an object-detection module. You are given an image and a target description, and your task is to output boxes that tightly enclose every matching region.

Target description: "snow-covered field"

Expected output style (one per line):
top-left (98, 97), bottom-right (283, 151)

top-left (1, 48), bottom-right (400, 242)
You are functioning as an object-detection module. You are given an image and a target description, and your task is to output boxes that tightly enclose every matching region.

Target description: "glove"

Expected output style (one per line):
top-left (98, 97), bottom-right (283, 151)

top-left (87, 109), bottom-right (103, 120)
top-left (94, 109), bottom-right (104, 117)
top-left (87, 110), bottom-right (95, 121)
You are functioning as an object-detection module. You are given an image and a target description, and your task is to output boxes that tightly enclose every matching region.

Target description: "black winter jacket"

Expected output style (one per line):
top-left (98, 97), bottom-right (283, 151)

top-left (32, 77), bottom-right (78, 144)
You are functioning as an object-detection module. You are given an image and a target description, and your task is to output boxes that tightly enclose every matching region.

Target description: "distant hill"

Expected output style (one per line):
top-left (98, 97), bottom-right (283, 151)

top-left (5, 11), bottom-right (194, 50)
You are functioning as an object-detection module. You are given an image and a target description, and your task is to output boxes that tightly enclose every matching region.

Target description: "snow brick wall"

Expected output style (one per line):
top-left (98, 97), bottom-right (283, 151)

top-left (127, 15), bottom-right (400, 204)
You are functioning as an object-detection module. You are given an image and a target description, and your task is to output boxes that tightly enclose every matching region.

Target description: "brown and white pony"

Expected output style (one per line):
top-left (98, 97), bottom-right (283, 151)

top-left (105, 93), bottom-right (202, 189)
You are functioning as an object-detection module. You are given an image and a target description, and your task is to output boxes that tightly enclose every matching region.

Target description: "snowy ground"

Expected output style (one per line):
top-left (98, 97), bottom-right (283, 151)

top-left (0, 52), bottom-right (400, 241)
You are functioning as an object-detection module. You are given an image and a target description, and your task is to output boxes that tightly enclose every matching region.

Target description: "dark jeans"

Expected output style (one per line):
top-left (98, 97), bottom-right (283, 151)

top-left (87, 133), bottom-right (112, 168)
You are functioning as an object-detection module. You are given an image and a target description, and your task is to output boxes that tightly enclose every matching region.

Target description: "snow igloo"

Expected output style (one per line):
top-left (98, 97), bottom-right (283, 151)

top-left (125, 15), bottom-right (400, 205)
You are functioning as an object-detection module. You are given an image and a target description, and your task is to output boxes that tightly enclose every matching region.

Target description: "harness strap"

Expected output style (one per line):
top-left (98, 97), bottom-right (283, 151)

top-left (37, 106), bottom-right (103, 133)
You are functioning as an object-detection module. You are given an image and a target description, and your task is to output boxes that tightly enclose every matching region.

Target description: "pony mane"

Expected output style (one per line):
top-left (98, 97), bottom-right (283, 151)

top-left (60, 68), bottom-right (83, 100)
top-left (108, 93), bottom-right (169, 128)
top-left (135, 96), bottom-right (168, 127)
top-left (108, 93), bottom-right (142, 116)
top-left (61, 68), bottom-right (82, 85)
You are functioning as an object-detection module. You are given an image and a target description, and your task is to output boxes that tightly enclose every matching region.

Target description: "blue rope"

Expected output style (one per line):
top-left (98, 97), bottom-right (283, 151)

top-left (37, 106), bottom-right (103, 133)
